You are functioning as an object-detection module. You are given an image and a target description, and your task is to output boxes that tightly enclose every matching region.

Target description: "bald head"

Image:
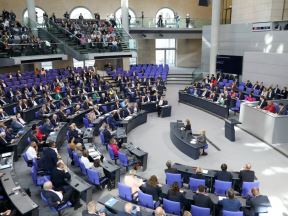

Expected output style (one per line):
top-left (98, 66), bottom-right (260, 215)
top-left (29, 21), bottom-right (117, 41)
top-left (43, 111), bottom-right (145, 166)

top-left (251, 187), bottom-right (260, 196)
top-left (124, 203), bottom-right (132, 213)
top-left (245, 163), bottom-right (252, 170)
top-left (154, 207), bottom-right (165, 216)
top-left (43, 181), bottom-right (53, 190)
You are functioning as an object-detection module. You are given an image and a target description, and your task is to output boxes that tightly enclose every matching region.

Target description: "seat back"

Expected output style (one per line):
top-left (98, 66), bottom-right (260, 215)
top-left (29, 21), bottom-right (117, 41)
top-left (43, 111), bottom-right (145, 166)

top-left (118, 182), bottom-right (133, 201)
top-left (166, 173), bottom-right (182, 188)
top-left (189, 177), bottom-right (205, 192)
top-left (118, 151), bottom-right (128, 167)
top-left (138, 190), bottom-right (154, 209)
top-left (214, 180), bottom-right (232, 196)
top-left (163, 198), bottom-right (181, 215)
top-left (22, 152), bottom-right (32, 167)
top-left (86, 168), bottom-right (100, 185)
top-left (223, 210), bottom-right (244, 216)
top-left (83, 117), bottom-right (90, 128)
top-left (72, 152), bottom-right (80, 167)
top-left (108, 145), bottom-right (116, 160)
top-left (99, 131), bottom-right (106, 146)
top-left (79, 160), bottom-right (87, 175)
top-left (191, 205), bottom-right (210, 216)
top-left (241, 181), bottom-right (260, 197)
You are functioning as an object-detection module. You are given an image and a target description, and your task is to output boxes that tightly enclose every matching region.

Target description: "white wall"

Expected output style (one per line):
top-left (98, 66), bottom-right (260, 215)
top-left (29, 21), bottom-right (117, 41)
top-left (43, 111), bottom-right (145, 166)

top-left (242, 52), bottom-right (288, 88)
top-left (201, 23), bottom-right (288, 73)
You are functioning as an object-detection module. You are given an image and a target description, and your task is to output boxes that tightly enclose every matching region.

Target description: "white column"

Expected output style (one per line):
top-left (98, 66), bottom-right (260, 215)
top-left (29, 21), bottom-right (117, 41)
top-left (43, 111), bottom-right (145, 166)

top-left (121, 0), bottom-right (129, 32)
top-left (209, 0), bottom-right (221, 75)
top-left (26, 0), bottom-right (37, 35)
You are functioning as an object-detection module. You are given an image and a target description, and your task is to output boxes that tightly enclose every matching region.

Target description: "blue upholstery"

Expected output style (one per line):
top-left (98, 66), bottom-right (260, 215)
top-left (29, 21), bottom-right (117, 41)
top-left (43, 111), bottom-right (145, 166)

top-left (241, 181), bottom-right (260, 197)
top-left (223, 210), bottom-right (244, 216)
top-left (86, 169), bottom-right (108, 187)
top-left (138, 190), bottom-right (159, 209)
top-left (41, 191), bottom-right (72, 213)
top-left (191, 205), bottom-right (210, 216)
top-left (31, 166), bottom-right (50, 186)
top-left (163, 198), bottom-right (181, 215)
top-left (108, 145), bottom-right (118, 162)
top-left (189, 177), bottom-right (205, 192)
top-left (166, 173), bottom-right (182, 188)
top-left (214, 180), bottom-right (232, 196)
top-left (118, 183), bottom-right (134, 202)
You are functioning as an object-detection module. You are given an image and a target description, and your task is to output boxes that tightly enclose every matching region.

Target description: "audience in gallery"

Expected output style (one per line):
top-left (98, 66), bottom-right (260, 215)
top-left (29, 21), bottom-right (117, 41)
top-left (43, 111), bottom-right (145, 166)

top-left (185, 73), bottom-right (288, 115)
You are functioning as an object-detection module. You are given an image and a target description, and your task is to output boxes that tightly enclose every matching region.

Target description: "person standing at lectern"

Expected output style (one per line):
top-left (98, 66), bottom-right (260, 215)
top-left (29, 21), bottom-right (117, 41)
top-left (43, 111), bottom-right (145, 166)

top-left (196, 130), bottom-right (208, 156)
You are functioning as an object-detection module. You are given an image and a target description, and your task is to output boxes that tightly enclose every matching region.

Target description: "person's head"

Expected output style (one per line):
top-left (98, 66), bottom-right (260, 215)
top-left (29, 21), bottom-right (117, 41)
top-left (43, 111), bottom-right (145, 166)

top-left (186, 119), bottom-right (190, 125)
top-left (244, 163), bottom-right (252, 170)
top-left (154, 207), bottom-right (166, 216)
top-left (200, 130), bottom-right (206, 136)
top-left (56, 160), bottom-right (65, 169)
top-left (82, 150), bottom-right (89, 158)
top-left (109, 137), bottom-right (116, 145)
top-left (129, 169), bottom-right (137, 176)
top-left (227, 188), bottom-right (235, 199)
top-left (251, 187), bottom-right (260, 197)
top-left (221, 163), bottom-right (228, 171)
top-left (147, 175), bottom-right (159, 187)
top-left (170, 182), bottom-right (180, 193)
top-left (196, 166), bottom-right (203, 174)
top-left (183, 211), bottom-right (192, 216)
top-left (268, 100), bottom-right (273, 106)
top-left (94, 159), bottom-right (101, 168)
top-left (76, 143), bottom-right (83, 151)
top-left (279, 103), bottom-right (284, 108)
top-left (166, 160), bottom-right (172, 169)
top-left (87, 200), bottom-right (97, 213)
top-left (31, 141), bottom-right (37, 149)
top-left (124, 203), bottom-right (133, 213)
top-left (52, 114), bottom-right (57, 119)
top-left (43, 181), bottom-right (53, 190)
top-left (48, 140), bottom-right (56, 148)
top-left (197, 185), bottom-right (205, 193)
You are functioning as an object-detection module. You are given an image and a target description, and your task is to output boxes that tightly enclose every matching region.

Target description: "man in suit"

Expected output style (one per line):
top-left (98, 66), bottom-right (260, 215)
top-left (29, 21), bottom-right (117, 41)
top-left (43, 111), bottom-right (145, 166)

top-left (10, 116), bottom-right (24, 135)
top-left (69, 123), bottom-right (83, 144)
top-left (156, 96), bottom-right (168, 117)
top-left (41, 118), bottom-right (55, 136)
top-left (257, 96), bottom-right (267, 109)
top-left (64, 95), bottom-right (73, 106)
top-left (215, 163), bottom-right (233, 182)
top-left (42, 181), bottom-right (82, 210)
top-left (193, 185), bottom-right (213, 211)
top-left (278, 103), bottom-right (287, 115)
top-left (118, 203), bottom-right (141, 216)
top-left (82, 201), bottom-right (107, 216)
top-left (39, 141), bottom-right (58, 174)
top-left (245, 188), bottom-right (271, 216)
top-left (239, 163), bottom-right (255, 183)
top-left (51, 160), bottom-right (71, 191)
top-left (218, 188), bottom-right (241, 212)
top-left (164, 160), bottom-right (178, 173)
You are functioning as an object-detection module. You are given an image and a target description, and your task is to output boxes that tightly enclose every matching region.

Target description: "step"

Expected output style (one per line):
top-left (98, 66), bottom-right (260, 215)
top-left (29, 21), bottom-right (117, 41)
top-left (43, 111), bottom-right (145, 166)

top-left (166, 77), bottom-right (193, 81)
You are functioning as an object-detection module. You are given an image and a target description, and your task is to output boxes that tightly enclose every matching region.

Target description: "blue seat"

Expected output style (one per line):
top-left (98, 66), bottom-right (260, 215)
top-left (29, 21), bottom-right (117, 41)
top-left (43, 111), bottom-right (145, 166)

top-left (108, 145), bottom-right (118, 163)
top-left (72, 152), bottom-right (80, 167)
top-left (78, 160), bottom-right (87, 175)
top-left (99, 131), bottom-right (107, 148)
top-left (166, 173), bottom-right (182, 188)
top-left (83, 117), bottom-right (93, 128)
top-left (86, 169), bottom-right (108, 188)
top-left (189, 177), bottom-right (205, 192)
top-left (41, 191), bottom-right (72, 214)
top-left (101, 105), bottom-right (108, 113)
top-left (22, 152), bottom-right (32, 167)
top-left (238, 85), bottom-right (244, 92)
top-left (13, 107), bottom-right (17, 114)
top-left (191, 205), bottom-right (210, 216)
top-left (118, 151), bottom-right (134, 171)
top-left (223, 210), bottom-right (244, 216)
top-left (31, 166), bottom-right (50, 187)
top-left (35, 111), bottom-right (39, 118)
top-left (118, 183), bottom-right (135, 202)
top-left (241, 181), bottom-right (260, 197)
top-left (138, 190), bottom-right (160, 209)
top-left (163, 198), bottom-right (181, 215)
top-left (230, 99), bottom-right (241, 113)
top-left (214, 180), bottom-right (232, 196)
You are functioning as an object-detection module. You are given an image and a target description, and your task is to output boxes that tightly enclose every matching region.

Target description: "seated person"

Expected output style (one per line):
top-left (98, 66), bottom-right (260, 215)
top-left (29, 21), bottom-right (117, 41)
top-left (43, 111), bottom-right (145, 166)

top-left (239, 163), bottom-right (255, 183)
top-left (184, 119), bottom-right (191, 131)
top-left (156, 96), bottom-right (168, 117)
top-left (0, 108), bottom-right (9, 120)
top-left (245, 188), bottom-right (271, 216)
top-left (140, 175), bottom-right (162, 201)
top-left (108, 138), bottom-right (119, 157)
top-left (92, 159), bottom-right (106, 179)
top-left (42, 181), bottom-right (82, 210)
top-left (80, 150), bottom-right (93, 169)
top-left (154, 207), bottom-right (166, 216)
top-left (278, 103), bottom-right (287, 115)
top-left (245, 94), bottom-right (254, 102)
top-left (41, 118), bottom-right (55, 136)
top-left (82, 200), bottom-right (107, 216)
top-left (69, 123), bottom-right (83, 144)
top-left (215, 163), bottom-right (233, 182)
top-left (193, 185), bottom-right (213, 210)
top-left (164, 160), bottom-right (178, 173)
top-left (191, 166), bottom-right (205, 179)
top-left (118, 203), bottom-right (141, 216)
top-left (263, 101), bottom-right (276, 113)
top-left (218, 188), bottom-right (242, 212)
top-left (15, 112), bottom-right (26, 125)
top-left (39, 141), bottom-right (58, 174)
top-left (257, 96), bottom-right (267, 109)
top-left (72, 104), bottom-right (82, 114)
top-left (25, 141), bottom-right (39, 162)
top-left (51, 160), bottom-right (71, 191)
top-left (123, 169), bottom-right (143, 194)
top-left (50, 114), bottom-right (60, 128)
top-left (10, 116), bottom-right (24, 135)
top-left (167, 182), bottom-right (185, 205)
top-left (57, 106), bottom-right (68, 122)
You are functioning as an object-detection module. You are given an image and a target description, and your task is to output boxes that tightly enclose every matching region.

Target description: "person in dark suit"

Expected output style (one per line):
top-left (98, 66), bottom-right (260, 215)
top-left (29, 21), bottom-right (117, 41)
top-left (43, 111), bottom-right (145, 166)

top-left (215, 163), bottom-right (233, 182)
top-left (68, 123), bottom-right (83, 144)
top-left (184, 119), bottom-right (191, 131)
top-left (193, 185), bottom-right (213, 210)
top-left (42, 181), bottom-right (82, 210)
top-left (167, 182), bottom-right (185, 205)
top-left (191, 167), bottom-right (205, 179)
top-left (257, 96), bottom-right (268, 109)
top-left (140, 175), bottom-right (162, 201)
top-left (58, 106), bottom-right (68, 122)
top-left (156, 96), bottom-right (168, 117)
top-left (10, 116), bottom-right (24, 135)
top-left (278, 103), bottom-right (287, 115)
top-left (239, 163), bottom-right (255, 183)
top-left (39, 141), bottom-right (58, 174)
top-left (51, 160), bottom-right (71, 191)
top-left (50, 114), bottom-right (59, 128)
top-left (245, 188), bottom-right (270, 216)
top-left (64, 95), bottom-right (73, 106)
top-left (118, 203), bottom-right (141, 216)
top-left (102, 123), bottom-right (112, 144)
top-left (41, 118), bottom-right (55, 136)
top-left (164, 160), bottom-right (178, 173)
top-left (218, 188), bottom-right (242, 212)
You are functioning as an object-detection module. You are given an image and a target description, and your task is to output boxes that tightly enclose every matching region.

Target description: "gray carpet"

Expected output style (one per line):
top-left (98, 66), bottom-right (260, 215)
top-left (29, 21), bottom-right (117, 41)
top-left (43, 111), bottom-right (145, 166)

top-left (13, 84), bottom-right (288, 216)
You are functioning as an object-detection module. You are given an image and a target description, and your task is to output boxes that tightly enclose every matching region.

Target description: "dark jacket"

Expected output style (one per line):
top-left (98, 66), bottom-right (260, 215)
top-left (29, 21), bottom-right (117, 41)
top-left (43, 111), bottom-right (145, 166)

top-left (167, 190), bottom-right (185, 203)
top-left (215, 171), bottom-right (233, 182)
top-left (193, 193), bottom-right (213, 210)
top-left (51, 168), bottom-right (71, 191)
top-left (218, 198), bottom-right (242, 212)
top-left (140, 184), bottom-right (162, 201)
top-left (40, 147), bottom-right (58, 173)
top-left (239, 170), bottom-right (255, 183)
top-left (247, 195), bottom-right (270, 215)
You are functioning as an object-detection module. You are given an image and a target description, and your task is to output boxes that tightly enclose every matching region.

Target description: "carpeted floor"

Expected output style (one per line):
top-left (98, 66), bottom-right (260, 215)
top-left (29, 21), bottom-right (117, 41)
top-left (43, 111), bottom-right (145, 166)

top-left (14, 84), bottom-right (288, 216)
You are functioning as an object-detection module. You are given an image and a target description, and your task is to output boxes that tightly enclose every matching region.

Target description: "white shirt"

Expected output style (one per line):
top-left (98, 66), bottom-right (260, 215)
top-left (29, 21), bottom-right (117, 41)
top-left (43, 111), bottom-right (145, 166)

top-left (26, 146), bottom-right (37, 160)
top-left (80, 156), bottom-right (93, 169)
top-left (48, 189), bottom-right (63, 201)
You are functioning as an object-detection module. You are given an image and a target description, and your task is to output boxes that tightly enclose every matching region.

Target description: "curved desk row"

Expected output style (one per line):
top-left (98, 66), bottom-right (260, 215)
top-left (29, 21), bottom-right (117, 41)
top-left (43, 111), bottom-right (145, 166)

top-left (120, 110), bottom-right (148, 134)
top-left (170, 122), bottom-right (207, 160)
top-left (179, 91), bottom-right (229, 119)
top-left (0, 153), bottom-right (39, 216)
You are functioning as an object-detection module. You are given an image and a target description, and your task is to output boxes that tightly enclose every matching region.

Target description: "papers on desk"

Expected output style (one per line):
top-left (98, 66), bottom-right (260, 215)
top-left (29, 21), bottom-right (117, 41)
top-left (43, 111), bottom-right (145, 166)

top-left (49, 132), bottom-right (56, 136)
top-left (105, 197), bottom-right (118, 207)
top-left (202, 169), bottom-right (208, 174)
top-left (218, 196), bottom-right (226, 201)
top-left (190, 139), bottom-right (197, 144)
top-left (124, 116), bottom-right (133, 121)
top-left (0, 164), bottom-right (11, 169)
top-left (104, 113), bottom-right (110, 117)
top-left (1, 152), bottom-right (12, 158)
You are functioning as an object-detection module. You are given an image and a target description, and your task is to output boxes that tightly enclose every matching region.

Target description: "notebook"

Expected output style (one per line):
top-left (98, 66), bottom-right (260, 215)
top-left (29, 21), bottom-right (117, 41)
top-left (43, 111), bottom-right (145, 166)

top-left (105, 197), bottom-right (118, 207)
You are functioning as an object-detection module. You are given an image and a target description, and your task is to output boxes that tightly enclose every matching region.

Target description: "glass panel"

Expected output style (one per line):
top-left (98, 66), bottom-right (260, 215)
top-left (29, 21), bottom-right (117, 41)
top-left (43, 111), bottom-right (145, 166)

top-left (23, 7), bottom-right (45, 24)
top-left (156, 50), bottom-right (165, 65)
top-left (85, 60), bottom-right (95, 67)
top-left (73, 58), bottom-right (84, 68)
top-left (166, 50), bottom-right (175, 66)
top-left (115, 8), bottom-right (136, 24)
top-left (41, 61), bottom-right (53, 70)
top-left (130, 57), bottom-right (137, 65)
top-left (156, 39), bottom-right (176, 48)
top-left (70, 7), bottom-right (93, 19)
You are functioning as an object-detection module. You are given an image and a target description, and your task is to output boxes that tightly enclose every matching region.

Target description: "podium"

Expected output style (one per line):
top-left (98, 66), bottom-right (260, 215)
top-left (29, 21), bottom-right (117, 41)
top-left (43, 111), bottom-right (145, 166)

top-left (224, 119), bottom-right (241, 142)
top-left (160, 105), bottom-right (172, 118)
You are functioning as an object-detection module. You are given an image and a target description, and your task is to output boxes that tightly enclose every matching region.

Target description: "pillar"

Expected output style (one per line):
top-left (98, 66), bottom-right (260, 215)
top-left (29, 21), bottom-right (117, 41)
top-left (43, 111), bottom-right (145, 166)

top-left (209, 0), bottom-right (221, 75)
top-left (26, 0), bottom-right (37, 35)
top-left (121, 0), bottom-right (129, 32)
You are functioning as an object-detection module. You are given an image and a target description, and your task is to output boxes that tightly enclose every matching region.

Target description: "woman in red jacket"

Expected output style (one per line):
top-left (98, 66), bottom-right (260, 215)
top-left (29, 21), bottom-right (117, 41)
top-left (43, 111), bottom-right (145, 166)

top-left (109, 138), bottom-right (119, 157)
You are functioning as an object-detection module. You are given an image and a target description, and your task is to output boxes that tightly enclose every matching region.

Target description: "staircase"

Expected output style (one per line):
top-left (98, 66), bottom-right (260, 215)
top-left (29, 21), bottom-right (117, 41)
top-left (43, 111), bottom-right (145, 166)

top-left (166, 68), bottom-right (204, 85)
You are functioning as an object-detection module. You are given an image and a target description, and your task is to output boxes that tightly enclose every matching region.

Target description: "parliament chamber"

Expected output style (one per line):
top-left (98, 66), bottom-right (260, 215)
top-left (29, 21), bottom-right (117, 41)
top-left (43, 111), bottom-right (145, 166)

top-left (0, 0), bottom-right (287, 216)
